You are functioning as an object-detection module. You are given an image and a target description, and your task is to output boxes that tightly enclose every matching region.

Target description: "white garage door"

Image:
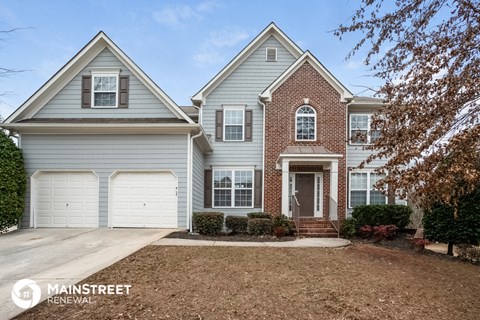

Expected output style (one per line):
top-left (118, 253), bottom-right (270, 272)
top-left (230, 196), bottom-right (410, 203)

top-left (35, 172), bottom-right (99, 228)
top-left (111, 172), bottom-right (178, 228)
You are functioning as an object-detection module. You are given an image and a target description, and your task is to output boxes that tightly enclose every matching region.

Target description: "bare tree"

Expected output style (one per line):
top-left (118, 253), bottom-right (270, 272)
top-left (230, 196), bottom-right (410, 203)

top-left (335, 0), bottom-right (480, 213)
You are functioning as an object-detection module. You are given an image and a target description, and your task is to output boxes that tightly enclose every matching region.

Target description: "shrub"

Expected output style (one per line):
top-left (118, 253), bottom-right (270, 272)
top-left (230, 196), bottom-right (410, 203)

top-left (273, 226), bottom-right (286, 237)
top-left (359, 224), bottom-right (398, 240)
top-left (0, 130), bottom-right (26, 233)
top-left (271, 214), bottom-right (293, 237)
top-left (359, 225), bottom-right (373, 238)
top-left (456, 244), bottom-right (480, 262)
top-left (340, 218), bottom-right (357, 238)
top-left (372, 224), bottom-right (398, 240)
top-left (248, 218), bottom-right (272, 236)
top-left (192, 212), bottom-right (224, 236)
top-left (352, 205), bottom-right (411, 229)
top-left (225, 216), bottom-right (248, 234)
top-left (247, 212), bottom-right (272, 219)
top-left (423, 188), bottom-right (480, 255)
top-left (412, 238), bottom-right (431, 251)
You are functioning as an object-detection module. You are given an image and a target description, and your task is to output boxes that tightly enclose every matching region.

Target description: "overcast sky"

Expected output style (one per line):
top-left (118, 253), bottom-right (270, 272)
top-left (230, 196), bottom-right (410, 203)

top-left (0, 0), bottom-right (381, 119)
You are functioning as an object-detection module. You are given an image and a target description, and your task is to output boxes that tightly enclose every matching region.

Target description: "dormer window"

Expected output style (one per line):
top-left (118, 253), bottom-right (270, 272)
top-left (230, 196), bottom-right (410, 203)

top-left (295, 105), bottom-right (316, 141)
top-left (266, 47), bottom-right (277, 62)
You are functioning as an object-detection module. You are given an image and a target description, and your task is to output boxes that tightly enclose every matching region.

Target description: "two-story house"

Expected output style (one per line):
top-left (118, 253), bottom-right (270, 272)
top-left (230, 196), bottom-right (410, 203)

top-left (1, 23), bottom-right (403, 234)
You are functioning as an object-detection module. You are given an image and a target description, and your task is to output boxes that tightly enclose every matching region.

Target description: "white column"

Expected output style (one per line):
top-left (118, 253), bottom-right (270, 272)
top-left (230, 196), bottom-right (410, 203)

top-left (281, 159), bottom-right (290, 216)
top-left (329, 160), bottom-right (339, 220)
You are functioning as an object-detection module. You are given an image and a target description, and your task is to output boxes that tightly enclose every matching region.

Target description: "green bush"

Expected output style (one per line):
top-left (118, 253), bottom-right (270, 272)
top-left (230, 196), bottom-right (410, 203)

top-left (225, 215), bottom-right (248, 234)
top-left (272, 214), bottom-right (293, 236)
top-left (423, 188), bottom-right (480, 255)
top-left (247, 212), bottom-right (272, 219)
top-left (192, 212), bottom-right (224, 236)
top-left (340, 218), bottom-right (357, 238)
top-left (248, 218), bottom-right (272, 236)
top-left (0, 131), bottom-right (26, 232)
top-left (352, 205), bottom-right (411, 229)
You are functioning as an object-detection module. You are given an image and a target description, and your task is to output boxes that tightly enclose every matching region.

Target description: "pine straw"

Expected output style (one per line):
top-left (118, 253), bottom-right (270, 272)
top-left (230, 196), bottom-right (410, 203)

top-left (15, 244), bottom-right (479, 320)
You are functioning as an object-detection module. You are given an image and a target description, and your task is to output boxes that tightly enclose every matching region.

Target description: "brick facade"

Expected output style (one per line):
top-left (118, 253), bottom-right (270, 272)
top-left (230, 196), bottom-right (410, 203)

top-left (264, 61), bottom-right (347, 220)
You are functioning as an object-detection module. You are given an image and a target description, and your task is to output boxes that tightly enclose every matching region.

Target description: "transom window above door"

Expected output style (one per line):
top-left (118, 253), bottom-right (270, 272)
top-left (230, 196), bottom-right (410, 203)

top-left (296, 105), bottom-right (316, 141)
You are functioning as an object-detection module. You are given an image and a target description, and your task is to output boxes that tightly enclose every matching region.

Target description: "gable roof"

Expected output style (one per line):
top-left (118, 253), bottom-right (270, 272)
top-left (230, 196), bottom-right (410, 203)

top-left (191, 22), bottom-right (303, 105)
top-left (260, 51), bottom-right (354, 103)
top-left (4, 32), bottom-right (194, 124)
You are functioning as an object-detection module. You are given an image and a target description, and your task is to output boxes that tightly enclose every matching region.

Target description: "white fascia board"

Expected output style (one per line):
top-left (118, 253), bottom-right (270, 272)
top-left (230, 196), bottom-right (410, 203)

top-left (0, 122), bottom-right (200, 135)
top-left (4, 35), bottom-right (106, 123)
top-left (100, 35), bottom-right (194, 124)
top-left (191, 23), bottom-right (303, 105)
top-left (261, 51), bottom-right (354, 103)
top-left (4, 32), bottom-right (195, 125)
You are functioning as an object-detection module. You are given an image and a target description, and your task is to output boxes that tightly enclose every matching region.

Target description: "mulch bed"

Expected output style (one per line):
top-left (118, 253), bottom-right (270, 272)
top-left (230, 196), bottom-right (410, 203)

top-left (15, 243), bottom-right (479, 320)
top-left (165, 230), bottom-right (296, 242)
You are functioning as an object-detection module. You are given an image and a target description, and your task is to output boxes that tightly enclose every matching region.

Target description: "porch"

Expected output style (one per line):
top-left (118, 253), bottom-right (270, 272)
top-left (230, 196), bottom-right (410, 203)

top-left (276, 146), bottom-right (344, 237)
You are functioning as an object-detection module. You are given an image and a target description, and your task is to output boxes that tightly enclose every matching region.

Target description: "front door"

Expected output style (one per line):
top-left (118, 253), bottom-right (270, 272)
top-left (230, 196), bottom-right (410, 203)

top-left (295, 174), bottom-right (315, 216)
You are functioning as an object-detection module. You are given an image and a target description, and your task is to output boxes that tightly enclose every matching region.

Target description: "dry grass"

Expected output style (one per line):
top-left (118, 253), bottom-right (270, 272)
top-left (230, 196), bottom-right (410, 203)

top-left (15, 244), bottom-right (480, 320)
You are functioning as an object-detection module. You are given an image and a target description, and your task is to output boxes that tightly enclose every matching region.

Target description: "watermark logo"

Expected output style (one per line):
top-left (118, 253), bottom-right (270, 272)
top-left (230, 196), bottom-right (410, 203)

top-left (11, 279), bottom-right (41, 309)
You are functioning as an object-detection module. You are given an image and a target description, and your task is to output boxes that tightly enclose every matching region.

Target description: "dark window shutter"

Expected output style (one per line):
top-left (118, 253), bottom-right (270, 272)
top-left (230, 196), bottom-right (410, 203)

top-left (215, 110), bottom-right (223, 141)
top-left (245, 109), bottom-right (253, 141)
top-left (254, 170), bottom-right (262, 208)
top-left (81, 75), bottom-right (91, 108)
top-left (118, 75), bottom-right (129, 108)
top-left (204, 169), bottom-right (212, 208)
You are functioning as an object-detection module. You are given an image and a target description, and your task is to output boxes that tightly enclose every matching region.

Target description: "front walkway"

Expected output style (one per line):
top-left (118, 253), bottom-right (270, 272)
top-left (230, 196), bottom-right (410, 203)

top-left (153, 237), bottom-right (350, 248)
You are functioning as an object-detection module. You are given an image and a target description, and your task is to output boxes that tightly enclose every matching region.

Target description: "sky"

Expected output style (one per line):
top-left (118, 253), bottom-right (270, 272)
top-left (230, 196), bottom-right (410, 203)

top-left (0, 0), bottom-right (381, 119)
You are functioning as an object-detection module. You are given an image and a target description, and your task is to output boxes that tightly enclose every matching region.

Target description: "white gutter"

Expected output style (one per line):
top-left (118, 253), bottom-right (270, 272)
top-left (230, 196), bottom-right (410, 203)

top-left (188, 129), bottom-right (204, 232)
top-left (257, 95), bottom-right (266, 212)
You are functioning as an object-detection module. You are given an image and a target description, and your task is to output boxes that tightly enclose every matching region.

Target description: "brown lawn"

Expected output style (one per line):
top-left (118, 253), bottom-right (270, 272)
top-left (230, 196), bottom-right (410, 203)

top-left (15, 244), bottom-right (480, 320)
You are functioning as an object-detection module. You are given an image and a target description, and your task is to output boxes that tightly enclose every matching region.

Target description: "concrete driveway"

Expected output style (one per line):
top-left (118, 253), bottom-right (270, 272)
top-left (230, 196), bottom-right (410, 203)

top-left (0, 228), bottom-right (174, 320)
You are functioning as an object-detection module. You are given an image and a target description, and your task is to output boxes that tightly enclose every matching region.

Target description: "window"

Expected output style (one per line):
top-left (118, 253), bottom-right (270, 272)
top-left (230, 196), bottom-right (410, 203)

top-left (224, 109), bottom-right (244, 141)
top-left (92, 74), bottom-right (118, 107)
top-left (266, 47), bottom-right (277, 62)
top-left (296, 105), bottom-right (316, 141)
top-left (213, 170), bottom-right (253, 207)
top-left (349, 171), bottom-right (386, 207)
top-left (349, 114), bottom-right (380, 144)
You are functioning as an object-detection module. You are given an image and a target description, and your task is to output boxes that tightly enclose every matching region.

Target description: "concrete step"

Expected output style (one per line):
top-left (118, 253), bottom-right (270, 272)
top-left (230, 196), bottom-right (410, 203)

top-left (298, 228), bottom-right (337, 234)
top-left (300, 233), bottom-right (338, 238)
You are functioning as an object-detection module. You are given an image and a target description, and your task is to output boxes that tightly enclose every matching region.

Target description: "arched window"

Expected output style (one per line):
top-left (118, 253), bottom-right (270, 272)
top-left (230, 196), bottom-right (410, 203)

top-left (296, 105), bottom-right (316, 141)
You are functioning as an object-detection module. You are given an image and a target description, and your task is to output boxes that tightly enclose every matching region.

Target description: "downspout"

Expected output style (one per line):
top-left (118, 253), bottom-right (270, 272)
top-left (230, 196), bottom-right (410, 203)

top-left (257, 95), bottom-right (266, 212)
top-left (189, 128), bottom-right (204, 232)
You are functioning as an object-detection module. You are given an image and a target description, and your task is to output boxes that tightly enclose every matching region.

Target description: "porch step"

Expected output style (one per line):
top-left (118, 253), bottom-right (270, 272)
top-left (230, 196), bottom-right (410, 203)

top-left (291, 218), bottom-right (339, 238)
top-left (301, 232), bottom-right (339, 238)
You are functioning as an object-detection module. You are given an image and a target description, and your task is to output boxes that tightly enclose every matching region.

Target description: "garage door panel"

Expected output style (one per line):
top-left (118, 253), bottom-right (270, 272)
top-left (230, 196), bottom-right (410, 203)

top-left (35, 172), bottom-right (99, 228)
top-left (111, 172), bottom-right (178, 228)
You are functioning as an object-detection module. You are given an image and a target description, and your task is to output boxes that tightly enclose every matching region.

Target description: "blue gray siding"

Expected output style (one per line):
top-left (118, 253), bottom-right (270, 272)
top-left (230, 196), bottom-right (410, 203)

top-left (34, 48), bottom-right (176, 119)
top-left (347, 111), bottom-right (386, 168)
top-left (192, 140), bottom-right (204, 212)
top-left (201, 36), bottom-right (296, 215)
top-left (346, 110), bottom-right (406, 214)
top-left (20, 134), bottom-right (189, 228)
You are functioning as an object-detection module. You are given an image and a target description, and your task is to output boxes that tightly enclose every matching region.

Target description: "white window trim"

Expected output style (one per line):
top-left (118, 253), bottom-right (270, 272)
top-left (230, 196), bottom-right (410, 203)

top-left (265, 47), bottom-right (277, 62)
top-left (212, 168), bottom-right (254, 208)
top-left (223, 106), bottom-right (245, 142)
top-left (349, 113), bottom-right (380, 145)
top-left (348, 170), bottom-right (388, 208)
top-left (295, 105), bottom-right (317, 141)
top-left (91, 69), bottom-right (121, 109)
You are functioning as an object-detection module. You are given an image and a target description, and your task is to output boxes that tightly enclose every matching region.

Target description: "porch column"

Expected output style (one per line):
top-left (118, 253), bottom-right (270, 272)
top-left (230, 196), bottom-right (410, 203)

top-left (281, 159), bottom-right (290, 216)
top-left (329, 160), bottom-right (338, 220)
